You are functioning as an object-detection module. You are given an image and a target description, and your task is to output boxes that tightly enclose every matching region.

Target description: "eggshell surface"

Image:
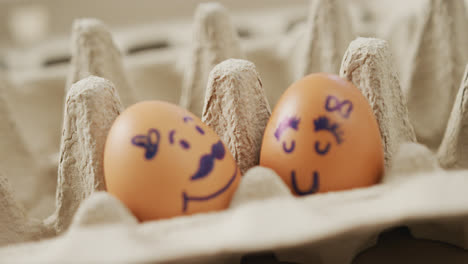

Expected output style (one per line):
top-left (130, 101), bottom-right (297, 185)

top-left (104, 101), bottom-right (240, 221)
top-left (260, 73), bottom-right (384, 196)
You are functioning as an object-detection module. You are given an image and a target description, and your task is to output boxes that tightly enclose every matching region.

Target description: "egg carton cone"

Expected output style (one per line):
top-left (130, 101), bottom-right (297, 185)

top-left (1, 0), bottom-right (468, 263)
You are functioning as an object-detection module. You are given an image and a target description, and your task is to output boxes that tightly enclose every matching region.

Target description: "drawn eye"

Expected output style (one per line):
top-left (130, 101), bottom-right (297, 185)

top-left (179, 139), bottom-right (190, 149)
top-left (195, 125), bottom-right (205, 135)
top-left (169, 130), bottom-right (176, 144)
top-left (282, 140), bottom-right (295, 153)
top-left (314, 141), bottom-right (330, 155)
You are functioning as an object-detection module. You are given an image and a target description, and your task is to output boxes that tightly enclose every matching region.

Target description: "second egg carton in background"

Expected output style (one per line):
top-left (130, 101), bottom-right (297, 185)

top-left (1, 0), bottom-right (468, 263)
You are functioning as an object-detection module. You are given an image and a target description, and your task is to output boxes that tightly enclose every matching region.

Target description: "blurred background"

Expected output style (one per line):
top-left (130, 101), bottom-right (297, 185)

top-left (0, 0), bottom-right (433, 70)
top-left (0, 0), bottom-right (313, 48)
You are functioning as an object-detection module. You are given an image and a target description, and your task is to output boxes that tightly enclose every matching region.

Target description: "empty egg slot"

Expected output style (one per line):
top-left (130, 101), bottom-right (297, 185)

top-left (127, 40), bottom-right (169, 55)
top-left (42, 55), bottom-right (71, 67)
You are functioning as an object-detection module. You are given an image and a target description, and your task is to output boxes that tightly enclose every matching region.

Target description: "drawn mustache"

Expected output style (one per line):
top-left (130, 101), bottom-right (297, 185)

top-left (191, 140), bottom-right (226, 180)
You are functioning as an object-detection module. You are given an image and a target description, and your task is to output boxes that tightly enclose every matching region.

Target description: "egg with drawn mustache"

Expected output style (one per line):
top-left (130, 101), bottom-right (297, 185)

top-left (260, 73), bottom-right (384, 196)
top-left (104, 101), bottom-right (241, 221)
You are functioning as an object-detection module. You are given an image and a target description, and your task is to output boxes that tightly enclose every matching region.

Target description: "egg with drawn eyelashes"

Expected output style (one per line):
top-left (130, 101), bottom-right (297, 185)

top-left (104, 100), bottom-right (241, 221)
top-left (260, 73), bottom-right (384, 196)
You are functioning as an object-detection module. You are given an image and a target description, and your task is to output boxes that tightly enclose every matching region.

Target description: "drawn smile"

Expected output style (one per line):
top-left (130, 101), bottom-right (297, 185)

top-left (181, 140), bottom-right (237, 212)
top-left (182, 164), bottom-right (238, 212)
top-left (290, 170), bottom-right (320, 196)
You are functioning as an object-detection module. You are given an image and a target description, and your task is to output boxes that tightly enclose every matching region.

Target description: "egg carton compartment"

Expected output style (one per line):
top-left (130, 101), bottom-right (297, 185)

top-left (1, 0), bottom-right (468, 263)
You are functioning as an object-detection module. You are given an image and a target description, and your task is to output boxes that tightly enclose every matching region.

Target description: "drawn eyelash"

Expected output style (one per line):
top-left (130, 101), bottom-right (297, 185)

top-left (313, 116), bottom-right (344, 144)
top-left (274, 116), bottom-right (300, 140)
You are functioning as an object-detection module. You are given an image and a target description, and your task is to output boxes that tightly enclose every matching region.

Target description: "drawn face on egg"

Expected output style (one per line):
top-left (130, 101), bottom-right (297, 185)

top-left (260, 73), bottom-right (384, 196)
top-left (272, 95), bottom-right (353, 195)
top-left (104, 101), bottom-right (240, 221)
top-left (130, 115), bottom-right (238, 213)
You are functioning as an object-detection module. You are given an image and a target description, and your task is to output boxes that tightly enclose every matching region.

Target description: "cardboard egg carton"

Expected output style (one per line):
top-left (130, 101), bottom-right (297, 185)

top-left (1, 0), bottom-right (468, 263)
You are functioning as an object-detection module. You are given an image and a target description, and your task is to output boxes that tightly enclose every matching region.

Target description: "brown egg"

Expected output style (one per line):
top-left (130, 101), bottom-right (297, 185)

top-left (104, 101), bottom-right (240, 221)
top-left (260, 73), bottom-right (384, 196)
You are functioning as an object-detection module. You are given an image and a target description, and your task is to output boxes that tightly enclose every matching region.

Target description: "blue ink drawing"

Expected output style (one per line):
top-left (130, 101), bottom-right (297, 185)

top-left (314, 141), bottom-right (331, 155)
top-left (313, 116), bottom-right (344, 144)
top-left (183, 116), bottom-right (194, 123)
top-left (183, 116), bottom-right (206, 135)
top-left (179, 139), bottom-right (190, 149)
top-left (169, 130), bottom-right (191, 150)
top-left (274, 116), bottom-right (300, 140)
top-left (131, 129), bottom-right (160, 160)
top-left (290, 170), bottom-right (320, 196)
top-left (190, 140), bottom-right (226, 181)
top-left (195, 125), bottom-right (205, 135)
top-left (282, 140), bottom-right (296, 153)
top-left (169, 130), bottom-right (176, 144)
top-left (325, 95), bottom-right (353, 119)
top-left (182, 165), bottom-right (238, 212)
